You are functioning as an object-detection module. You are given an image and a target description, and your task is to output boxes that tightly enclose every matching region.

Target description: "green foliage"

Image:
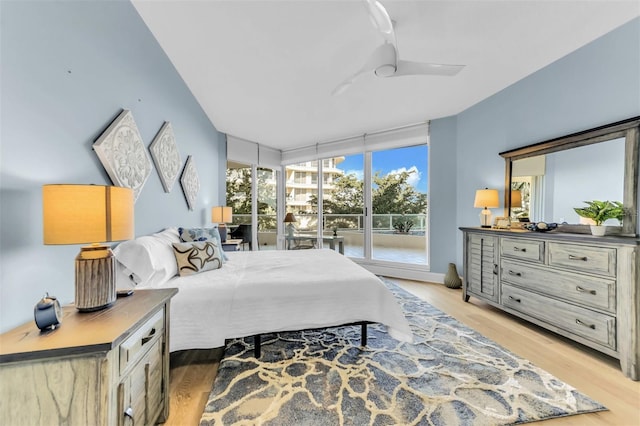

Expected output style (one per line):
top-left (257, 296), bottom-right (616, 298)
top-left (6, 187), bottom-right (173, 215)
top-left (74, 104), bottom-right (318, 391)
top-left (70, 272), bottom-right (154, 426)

top-left (310, 174), bottom-right (364, 214)
top-left (310, 170), bottom-right (427, 215)
top-left (372, 171), bottom-right (427, 215)
top-left (226, 167), bottom-right (278, 230)
top-left (393, 216), bottom-right (414, 233)
top-left (226, 168), bottom-right (252, 214)
top-left (573, 200), bottom-right (625, 226)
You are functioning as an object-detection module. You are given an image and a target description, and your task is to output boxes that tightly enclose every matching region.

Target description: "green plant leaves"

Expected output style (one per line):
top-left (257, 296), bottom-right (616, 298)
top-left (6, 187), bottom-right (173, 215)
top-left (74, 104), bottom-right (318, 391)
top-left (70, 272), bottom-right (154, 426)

top-left (573, 200), bottom-right (624, 226)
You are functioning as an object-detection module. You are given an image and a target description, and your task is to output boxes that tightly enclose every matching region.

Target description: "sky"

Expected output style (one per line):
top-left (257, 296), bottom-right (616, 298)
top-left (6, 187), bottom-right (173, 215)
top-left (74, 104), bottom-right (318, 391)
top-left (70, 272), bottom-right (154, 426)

top-left (337, 145), bottom-right (429, 193)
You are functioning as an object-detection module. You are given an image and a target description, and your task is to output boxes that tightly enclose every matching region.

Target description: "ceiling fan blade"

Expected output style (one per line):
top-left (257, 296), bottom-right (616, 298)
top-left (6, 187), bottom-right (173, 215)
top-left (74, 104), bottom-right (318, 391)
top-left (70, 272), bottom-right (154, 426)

top-left (331, 65), bottom-right (370, 96)
top-left (365, 0), bottom-right (396, 44)
top-left (332, 44), bottom-right (394, 95)
top-left (394, 60), bottom-right (465, 77)
top-left (331, 78), bottom-right (355, 96)
top-left (365, 0), bottom-right (393, 34)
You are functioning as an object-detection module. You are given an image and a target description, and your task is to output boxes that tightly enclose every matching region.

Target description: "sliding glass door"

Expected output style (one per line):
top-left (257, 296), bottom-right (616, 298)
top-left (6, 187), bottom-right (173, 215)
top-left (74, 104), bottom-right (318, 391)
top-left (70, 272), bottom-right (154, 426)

top-left (321, 155), bottom-right (364, 258)
top-left (284, 161), bottom-right (318, 247)
top-left (370, 145), bottom-right (428, 265)
top-left (282, 145), bottom-right (428, 267)
top-left (226, 161), bottom-right (279, 250)
top-left (257, 167), bottom-right (278, 249)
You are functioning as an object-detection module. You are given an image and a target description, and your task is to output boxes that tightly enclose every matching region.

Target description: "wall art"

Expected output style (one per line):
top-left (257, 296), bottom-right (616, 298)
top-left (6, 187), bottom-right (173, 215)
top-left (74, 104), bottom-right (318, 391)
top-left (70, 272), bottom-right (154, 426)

top-left (93, 109), bottom-right (152, 202)
top-left (149, 121), bottom-right (181, 193)
top-left (180, 155), bottom-right (200, 210)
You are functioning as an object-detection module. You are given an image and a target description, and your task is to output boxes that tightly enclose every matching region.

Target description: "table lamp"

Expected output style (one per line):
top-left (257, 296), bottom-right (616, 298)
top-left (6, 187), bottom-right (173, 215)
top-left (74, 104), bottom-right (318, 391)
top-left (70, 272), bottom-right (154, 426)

top-left (283, 212), bottom-right (297, 237)
top-left (510, 190), bottom-right (522, 208)
top-left (474, 188), bottom-right (499, 228)
top-left (212, 206), bottom-right (233, 241)
top-left (43, 184), bottom-right (134, 311)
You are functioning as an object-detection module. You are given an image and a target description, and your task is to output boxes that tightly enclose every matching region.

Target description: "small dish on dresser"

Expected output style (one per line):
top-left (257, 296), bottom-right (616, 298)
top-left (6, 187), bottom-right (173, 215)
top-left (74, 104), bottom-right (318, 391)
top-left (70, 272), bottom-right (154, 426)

top-left (524, 222), bottom-right (558, 232)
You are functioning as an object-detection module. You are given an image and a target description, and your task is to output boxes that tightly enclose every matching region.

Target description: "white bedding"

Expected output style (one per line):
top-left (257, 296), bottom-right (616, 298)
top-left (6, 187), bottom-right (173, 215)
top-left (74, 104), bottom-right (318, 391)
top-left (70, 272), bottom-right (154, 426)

top-left (147, 249), bottom-right (413, 352)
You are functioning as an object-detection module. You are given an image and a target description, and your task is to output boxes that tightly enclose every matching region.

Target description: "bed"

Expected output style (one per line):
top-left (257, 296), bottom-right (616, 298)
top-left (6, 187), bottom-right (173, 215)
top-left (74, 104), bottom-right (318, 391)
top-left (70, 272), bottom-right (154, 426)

top-left (114, 228), bottom-right (413, 353)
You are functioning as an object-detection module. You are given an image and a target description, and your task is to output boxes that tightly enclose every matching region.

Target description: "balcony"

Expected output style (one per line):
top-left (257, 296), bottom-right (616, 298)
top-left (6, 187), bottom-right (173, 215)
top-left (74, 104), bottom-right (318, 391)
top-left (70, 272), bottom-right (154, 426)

top-left (232, 213), bottom-right (427, 265)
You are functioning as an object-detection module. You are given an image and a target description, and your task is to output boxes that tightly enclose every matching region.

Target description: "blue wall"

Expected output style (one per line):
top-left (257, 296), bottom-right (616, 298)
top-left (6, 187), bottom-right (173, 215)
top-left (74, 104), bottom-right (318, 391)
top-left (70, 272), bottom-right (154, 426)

top-left (428, 116), bottom-right (459, 274)
top-left (1, 2), bottom-right (638, 331)
top-left (0, 1), bottom-right (226, 332)
top-left (431, 17), bottom-right (640, 272)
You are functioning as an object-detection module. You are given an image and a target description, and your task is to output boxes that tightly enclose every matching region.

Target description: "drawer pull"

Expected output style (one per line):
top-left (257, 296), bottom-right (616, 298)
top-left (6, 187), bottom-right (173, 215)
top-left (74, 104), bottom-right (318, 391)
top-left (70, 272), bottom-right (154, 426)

top-left (508, 270), bottom-right (522, 277)
top-left (576, 286), bottom-right (597, 295)
top-left (141, 327), bottom-right (156, 346)
top-left (575, 319), bottom-right (596, 330)
top-left (513, 247), bottom-right (526, 252)
top-left (568, 255), bottom-right (588, 261)
top-left (508, 295), bottom-right (521, 303)
top-left (124, 407), bottom-right (134, 419)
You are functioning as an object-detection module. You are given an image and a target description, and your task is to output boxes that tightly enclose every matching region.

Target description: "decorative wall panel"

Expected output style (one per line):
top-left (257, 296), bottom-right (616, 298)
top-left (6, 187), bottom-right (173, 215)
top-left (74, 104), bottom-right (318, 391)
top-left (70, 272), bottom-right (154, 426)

top-left (180, 155), bottom-right (199, 210)
top-left (150, 122), bottom-right (181, 193)
top-left (93, 109), bottom-right (152, 202)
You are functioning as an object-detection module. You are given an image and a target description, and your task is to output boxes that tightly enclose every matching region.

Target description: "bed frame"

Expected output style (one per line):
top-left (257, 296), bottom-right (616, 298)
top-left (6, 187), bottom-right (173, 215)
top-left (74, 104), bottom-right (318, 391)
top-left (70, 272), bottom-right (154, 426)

top-left (252, 321), bottom-right (371, 358)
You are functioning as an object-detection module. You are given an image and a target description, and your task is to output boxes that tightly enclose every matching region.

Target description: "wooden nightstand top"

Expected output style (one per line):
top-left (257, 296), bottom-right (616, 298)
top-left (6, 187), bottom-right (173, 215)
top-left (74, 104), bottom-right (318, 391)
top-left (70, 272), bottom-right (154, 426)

top-left (224, 238), bottom-right (243, 244)
top-left (0, 288), bottom-right (178, 363)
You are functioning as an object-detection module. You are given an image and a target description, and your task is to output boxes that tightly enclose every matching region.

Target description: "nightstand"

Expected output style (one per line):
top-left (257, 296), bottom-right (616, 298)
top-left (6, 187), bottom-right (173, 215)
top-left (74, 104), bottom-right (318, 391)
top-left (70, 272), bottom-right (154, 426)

top-left (0, 288), bottom-right (178, 425)
top-left (222, 238), bottom-right (243, 252)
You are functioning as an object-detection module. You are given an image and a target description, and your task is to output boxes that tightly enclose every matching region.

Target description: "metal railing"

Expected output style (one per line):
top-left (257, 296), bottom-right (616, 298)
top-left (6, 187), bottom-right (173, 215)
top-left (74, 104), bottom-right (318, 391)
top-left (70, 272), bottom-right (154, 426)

top-left (232, 213), bottom-right (427, 233)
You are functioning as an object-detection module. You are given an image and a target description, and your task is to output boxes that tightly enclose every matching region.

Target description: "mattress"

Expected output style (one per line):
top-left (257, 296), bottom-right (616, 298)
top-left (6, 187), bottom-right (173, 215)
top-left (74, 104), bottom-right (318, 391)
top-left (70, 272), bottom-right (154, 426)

top-left (146, 249), bottom-right (413, 352)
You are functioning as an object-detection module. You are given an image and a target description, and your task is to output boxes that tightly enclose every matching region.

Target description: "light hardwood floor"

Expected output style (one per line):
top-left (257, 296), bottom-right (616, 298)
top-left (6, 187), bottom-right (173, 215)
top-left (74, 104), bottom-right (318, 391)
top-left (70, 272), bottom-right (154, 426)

top-left (162, 278), bottom-right (640, 425)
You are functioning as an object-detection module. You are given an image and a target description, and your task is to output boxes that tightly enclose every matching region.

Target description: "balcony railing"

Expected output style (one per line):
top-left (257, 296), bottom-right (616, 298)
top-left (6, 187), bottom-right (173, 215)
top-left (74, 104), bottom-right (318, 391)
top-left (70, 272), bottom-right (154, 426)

top-left (231, 213), bottom-right (427, 233)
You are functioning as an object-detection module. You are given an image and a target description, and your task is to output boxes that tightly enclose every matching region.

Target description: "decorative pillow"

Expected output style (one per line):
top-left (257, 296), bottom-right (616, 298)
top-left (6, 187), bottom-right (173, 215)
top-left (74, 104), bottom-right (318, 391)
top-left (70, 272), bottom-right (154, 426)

top-left (178, 227), bottom-right (228, 261)
top-left (113, 228), bottom-right (180, 287)
top-left (172, 241), bottom-right (223, 276)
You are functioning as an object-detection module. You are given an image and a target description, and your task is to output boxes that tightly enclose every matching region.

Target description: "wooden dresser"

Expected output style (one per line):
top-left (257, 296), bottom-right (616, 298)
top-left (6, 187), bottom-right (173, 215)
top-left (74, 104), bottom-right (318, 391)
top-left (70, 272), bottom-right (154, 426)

top-left (461, 227), bottom-right (639, 380)
top-left (0, 288), bottom-right (178, 425)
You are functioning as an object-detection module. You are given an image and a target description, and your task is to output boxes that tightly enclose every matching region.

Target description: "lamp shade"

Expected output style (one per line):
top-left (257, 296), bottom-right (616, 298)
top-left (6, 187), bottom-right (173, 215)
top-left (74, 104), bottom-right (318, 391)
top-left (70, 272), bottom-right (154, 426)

top-left (510, 190), bottom-right (523, 208)
top-left (211, 206), bottom-right (233, 223)
top-left (283, 212), bottom-right (297, 223)
top-left (473, 189), bottom-right (500, 209)
top-left (43, 185), bottom-right (134, 245)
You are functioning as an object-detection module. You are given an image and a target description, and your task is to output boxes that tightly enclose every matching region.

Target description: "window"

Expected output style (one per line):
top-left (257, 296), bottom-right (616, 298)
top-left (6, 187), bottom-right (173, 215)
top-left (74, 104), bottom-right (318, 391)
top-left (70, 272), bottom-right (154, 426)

top-left (371, 146), bottom-right (428, 265)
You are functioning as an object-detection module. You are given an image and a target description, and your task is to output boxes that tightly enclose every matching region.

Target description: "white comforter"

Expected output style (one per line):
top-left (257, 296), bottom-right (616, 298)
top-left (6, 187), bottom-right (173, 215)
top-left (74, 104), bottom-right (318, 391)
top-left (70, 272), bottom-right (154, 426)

top-left (148, 249), bottom-right (413, 352)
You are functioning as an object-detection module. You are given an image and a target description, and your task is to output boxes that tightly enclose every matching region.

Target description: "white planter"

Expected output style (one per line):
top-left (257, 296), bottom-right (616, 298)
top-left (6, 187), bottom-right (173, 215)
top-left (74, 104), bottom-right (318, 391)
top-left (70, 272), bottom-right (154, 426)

top-left (590, 225), bottom-right (606, 236)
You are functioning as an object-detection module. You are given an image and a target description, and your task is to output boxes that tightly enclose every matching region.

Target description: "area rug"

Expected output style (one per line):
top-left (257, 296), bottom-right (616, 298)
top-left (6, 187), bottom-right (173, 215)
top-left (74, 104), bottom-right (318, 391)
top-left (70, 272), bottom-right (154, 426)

top-left (200, 280), bottom-right (606, 425)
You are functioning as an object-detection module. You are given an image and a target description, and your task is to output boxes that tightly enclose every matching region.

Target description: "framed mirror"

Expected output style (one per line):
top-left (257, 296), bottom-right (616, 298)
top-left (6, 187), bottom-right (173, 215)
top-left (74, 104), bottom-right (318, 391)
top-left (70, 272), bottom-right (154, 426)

top-left (499, 116), bottom-right (639, 236)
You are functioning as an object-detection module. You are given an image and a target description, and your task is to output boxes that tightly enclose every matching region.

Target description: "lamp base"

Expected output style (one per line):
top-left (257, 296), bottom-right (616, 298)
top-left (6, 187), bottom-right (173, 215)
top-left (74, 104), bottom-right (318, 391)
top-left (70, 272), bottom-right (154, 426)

top-left (479, 208), bottom-right (493, 228)
top-left (286, 223), bottom-right (295, 238)
top-left (218, 224), bottom-right (227, 242)
top-left (75, 245), bottom-right (116, 312)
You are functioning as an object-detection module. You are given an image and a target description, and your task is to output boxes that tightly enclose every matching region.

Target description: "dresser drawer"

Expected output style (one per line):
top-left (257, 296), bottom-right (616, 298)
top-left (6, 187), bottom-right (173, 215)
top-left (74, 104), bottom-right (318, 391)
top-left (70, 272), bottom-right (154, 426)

top-left (548, 242), bottom-right (616, 277)
top-left (120, 309), bottom-right (164, 375)
top-left (501, 259), bottom-right (616, 313)
top-left (500, 238), bottom-right (544, 262)
top-left (502, 284), bottom-right (616, 350)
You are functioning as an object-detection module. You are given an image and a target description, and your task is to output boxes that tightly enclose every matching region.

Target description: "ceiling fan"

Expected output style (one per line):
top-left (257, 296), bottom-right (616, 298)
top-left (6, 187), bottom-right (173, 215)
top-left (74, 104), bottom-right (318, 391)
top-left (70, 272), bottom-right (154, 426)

top-left (332, 0), bottom-right (465, 95)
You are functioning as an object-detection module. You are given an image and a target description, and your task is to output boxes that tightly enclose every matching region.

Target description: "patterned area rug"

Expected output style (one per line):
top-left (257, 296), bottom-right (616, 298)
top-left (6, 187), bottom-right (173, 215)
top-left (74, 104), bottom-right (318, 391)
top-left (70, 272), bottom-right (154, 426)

top-left (200, 280), bottom-right (605, 425)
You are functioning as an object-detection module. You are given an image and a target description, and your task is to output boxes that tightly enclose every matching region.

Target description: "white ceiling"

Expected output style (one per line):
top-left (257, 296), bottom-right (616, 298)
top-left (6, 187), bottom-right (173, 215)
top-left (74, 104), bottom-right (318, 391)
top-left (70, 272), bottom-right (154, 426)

top-left (132, 0), bottom-right (639, 151)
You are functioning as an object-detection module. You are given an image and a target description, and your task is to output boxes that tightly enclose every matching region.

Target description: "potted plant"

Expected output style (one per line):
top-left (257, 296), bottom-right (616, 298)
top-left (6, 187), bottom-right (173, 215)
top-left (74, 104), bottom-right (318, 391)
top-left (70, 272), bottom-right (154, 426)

top-left (573, 200), bottom-right (624, 236)
top-left (393, 216), bottom-right (414, 234)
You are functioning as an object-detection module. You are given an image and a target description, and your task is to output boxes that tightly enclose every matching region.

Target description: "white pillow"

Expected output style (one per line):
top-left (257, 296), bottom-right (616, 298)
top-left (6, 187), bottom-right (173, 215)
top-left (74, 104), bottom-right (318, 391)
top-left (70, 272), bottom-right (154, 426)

top-left (113, 228), bottom-right (180, 287)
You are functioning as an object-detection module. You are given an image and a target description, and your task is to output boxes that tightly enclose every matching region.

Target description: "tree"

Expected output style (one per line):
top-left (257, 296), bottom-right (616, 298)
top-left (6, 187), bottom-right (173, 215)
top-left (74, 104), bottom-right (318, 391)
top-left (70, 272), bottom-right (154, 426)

top-left (310, 173), bottom-right (363, 214)
top-left (372, 170), bottom-right (427, 214)
top-left (226, 167), bottom-right (278, 230)
top-left (310, 170), bottom-right (427, 214)
top-left (226, 168), bottom-right (252, 214)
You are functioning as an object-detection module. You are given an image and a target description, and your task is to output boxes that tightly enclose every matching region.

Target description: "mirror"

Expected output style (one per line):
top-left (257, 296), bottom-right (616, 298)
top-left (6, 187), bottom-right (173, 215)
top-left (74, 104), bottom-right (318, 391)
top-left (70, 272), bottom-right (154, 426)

top-left (500, 116), bottom-right (639, 236)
